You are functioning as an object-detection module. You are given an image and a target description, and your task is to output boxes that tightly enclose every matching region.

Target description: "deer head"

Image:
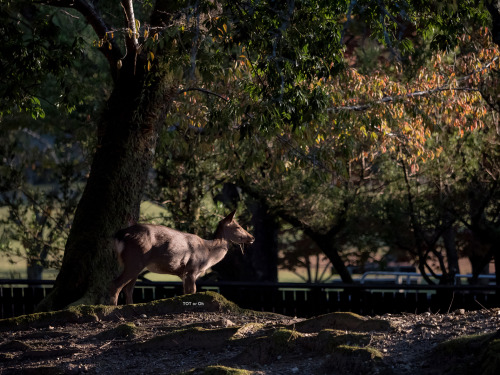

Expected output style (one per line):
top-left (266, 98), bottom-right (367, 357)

top-left (216, 210), bottom-right (254, 252)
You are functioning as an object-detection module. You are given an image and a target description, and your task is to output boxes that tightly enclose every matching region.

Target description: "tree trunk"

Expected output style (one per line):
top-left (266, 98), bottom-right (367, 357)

top-left (484, 0), bottom-right (500, 290)
top-left (36, 64), bottom-right (176, 311)
top-left (247, 200), bottom-right (279, 281)
top-left (309, 231), bottom-right (354, 283)
top-left (27, 261), bottom-right (43, 281)
top-left (486, 1), bottom-right (500, 47)
top-left (442, 225), bottom-right (460, 284)
top-left (270, 204), bottom-right (354, 283)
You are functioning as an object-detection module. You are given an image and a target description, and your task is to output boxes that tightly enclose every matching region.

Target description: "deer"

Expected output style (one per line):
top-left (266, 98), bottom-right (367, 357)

top-left (109, 210), bottom-right (254, 305)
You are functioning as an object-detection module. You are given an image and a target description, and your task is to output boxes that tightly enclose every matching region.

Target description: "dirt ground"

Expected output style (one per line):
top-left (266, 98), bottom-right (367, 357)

top-left (0, 292), bottom-right (499, 375)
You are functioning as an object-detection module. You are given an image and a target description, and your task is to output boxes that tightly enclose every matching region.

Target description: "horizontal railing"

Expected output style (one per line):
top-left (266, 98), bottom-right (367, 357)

top-left (359, 271), bottom-right (496, 285)
top-left (0, 279), bottom-right (499, 319)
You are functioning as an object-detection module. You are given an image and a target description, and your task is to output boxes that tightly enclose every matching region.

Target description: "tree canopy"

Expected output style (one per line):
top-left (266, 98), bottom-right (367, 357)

top-left (1, 0), bottom-right (499, 309)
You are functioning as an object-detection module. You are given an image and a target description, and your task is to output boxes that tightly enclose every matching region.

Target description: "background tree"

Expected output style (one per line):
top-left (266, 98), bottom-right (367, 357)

top-left (0, 1), bottom-right (108, 281)
top-left (0, 132), bottom-right (82, 279)
top-left (1, 0), bottom-right (499, 311)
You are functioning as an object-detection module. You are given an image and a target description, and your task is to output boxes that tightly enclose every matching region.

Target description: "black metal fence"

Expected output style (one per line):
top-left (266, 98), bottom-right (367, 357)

top-left (1, 279), bottom-right (499, 319)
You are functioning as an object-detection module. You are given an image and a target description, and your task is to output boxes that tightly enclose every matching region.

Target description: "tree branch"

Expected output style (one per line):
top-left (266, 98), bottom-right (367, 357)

top-left (40, 0), bottom-right (107, 37)
top-left (39, 0), bottom-right (121, 77)
top-left (329, 87), bottom-right (481, 112)
top-left (276, 135), bottom-right (333, 174)
top-left (328, 56), bottom-right (499, 112)
top-left (178, 88), bottom-right (230, 102)
top-left (120, 0), bottom-right (139, 53)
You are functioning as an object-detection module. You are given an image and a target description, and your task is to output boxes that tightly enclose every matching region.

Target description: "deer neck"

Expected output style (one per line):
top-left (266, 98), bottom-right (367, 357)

top-left (204, 238), bottom-right (230, 267)
top-left (210, 223), bottom-right (231, 253)
top-left (206, 238), bottom-right (229, 253)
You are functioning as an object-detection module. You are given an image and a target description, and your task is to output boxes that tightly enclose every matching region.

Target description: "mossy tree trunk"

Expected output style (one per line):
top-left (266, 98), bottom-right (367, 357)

top-left (37, 49), bottom-right (177, 313)
top-left (30, 0), bottom-right (186, 311)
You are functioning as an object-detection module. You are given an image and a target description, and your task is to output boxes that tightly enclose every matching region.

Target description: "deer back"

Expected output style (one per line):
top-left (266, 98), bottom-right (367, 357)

top-left (114, 224), bottom-right (209, 275)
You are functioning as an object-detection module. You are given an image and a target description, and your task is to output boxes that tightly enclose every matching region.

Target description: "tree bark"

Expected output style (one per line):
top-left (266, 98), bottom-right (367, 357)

top-left (484, 0), bottom-right (500, 289)
top-left (442, 225), bottom-right (460, 284)
top-left (486, 1), bottom-right (500, 47)
top-left (36, 61), bottom-right (177, 311)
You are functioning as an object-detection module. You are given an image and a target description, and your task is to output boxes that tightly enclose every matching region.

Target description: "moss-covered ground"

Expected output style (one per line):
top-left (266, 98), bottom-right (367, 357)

top-left (433, 331), bottom-right (500, 375)
top-left (1, 292), bottom-right (498, 374)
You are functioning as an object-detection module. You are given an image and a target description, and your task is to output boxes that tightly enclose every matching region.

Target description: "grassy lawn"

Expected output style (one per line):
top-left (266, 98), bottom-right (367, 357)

top-left (0, 263), bottom-right (311, 283)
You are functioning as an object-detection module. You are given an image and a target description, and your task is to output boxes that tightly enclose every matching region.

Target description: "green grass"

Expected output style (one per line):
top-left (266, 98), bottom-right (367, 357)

top-left (139, 201), bottom-right (172, 223)
top-left (0, 260), bottom-right (337, 282)
top-left (0, 261), bottom-right (322, 283)
top-left (277, 269), bottom-right (343, 283)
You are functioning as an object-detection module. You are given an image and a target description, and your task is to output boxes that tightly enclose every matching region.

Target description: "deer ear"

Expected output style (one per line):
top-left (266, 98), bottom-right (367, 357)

top-left (225, 209), bottom-right (236, 222)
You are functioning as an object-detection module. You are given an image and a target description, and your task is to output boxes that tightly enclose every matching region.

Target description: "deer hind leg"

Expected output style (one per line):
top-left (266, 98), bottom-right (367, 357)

top-left (183, 273), bottom-right (197, 294)
top-left (109, 265), bottom-right (142, 305)
top-left (109, 277), bottom-right (125, 306)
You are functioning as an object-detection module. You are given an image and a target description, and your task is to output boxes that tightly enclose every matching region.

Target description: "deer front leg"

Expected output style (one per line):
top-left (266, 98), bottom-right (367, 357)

top-left (183, 273), bottom-right (197, 294)
top-left (123, 278), bottom-right (137, 304)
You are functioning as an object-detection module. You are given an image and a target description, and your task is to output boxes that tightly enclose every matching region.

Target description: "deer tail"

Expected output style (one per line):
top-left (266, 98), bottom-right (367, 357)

top-left (112, 229), bottom-right (127, 266)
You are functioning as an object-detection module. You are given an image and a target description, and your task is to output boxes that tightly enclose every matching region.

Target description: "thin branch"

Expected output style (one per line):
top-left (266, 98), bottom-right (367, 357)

top-left (40, 0), bottom-right (110, 43)
top-left (20, 189), bottom-right (68, 232)
top-left (20, 128), bottom-right (59, 164)
top-left (177, 87), bottom-right (230, 102)
top-left (328, 56), bottom-right (499, 112)
top-left (401, 159), bottom-right (436, 285)
top-left (430, 246), bottom-right (447, 279)
top-left (120, 0), bottom-right (139, 53)
top-left (292, 259), bottom-right (309, 268)
top-left (276, 135), bottom-right (334, 174)
top-left (39, 0), bottom-right (121, 73)
top-left (59, 9), bottom-right (79, 19)
top-left (305, 255), bottom-right (312, 283)
top-left (423, 260), bottom-right (440, 280)
top-left (329, 87), bottom-right (481, 112)
top-left (290, 270), bottom-right (308, 282)
top-left (318, 259), bottom-right (333, 282)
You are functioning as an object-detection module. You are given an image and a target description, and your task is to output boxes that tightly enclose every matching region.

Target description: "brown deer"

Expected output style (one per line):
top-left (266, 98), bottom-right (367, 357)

top-left (109, 210), bottom-right (254, 305)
